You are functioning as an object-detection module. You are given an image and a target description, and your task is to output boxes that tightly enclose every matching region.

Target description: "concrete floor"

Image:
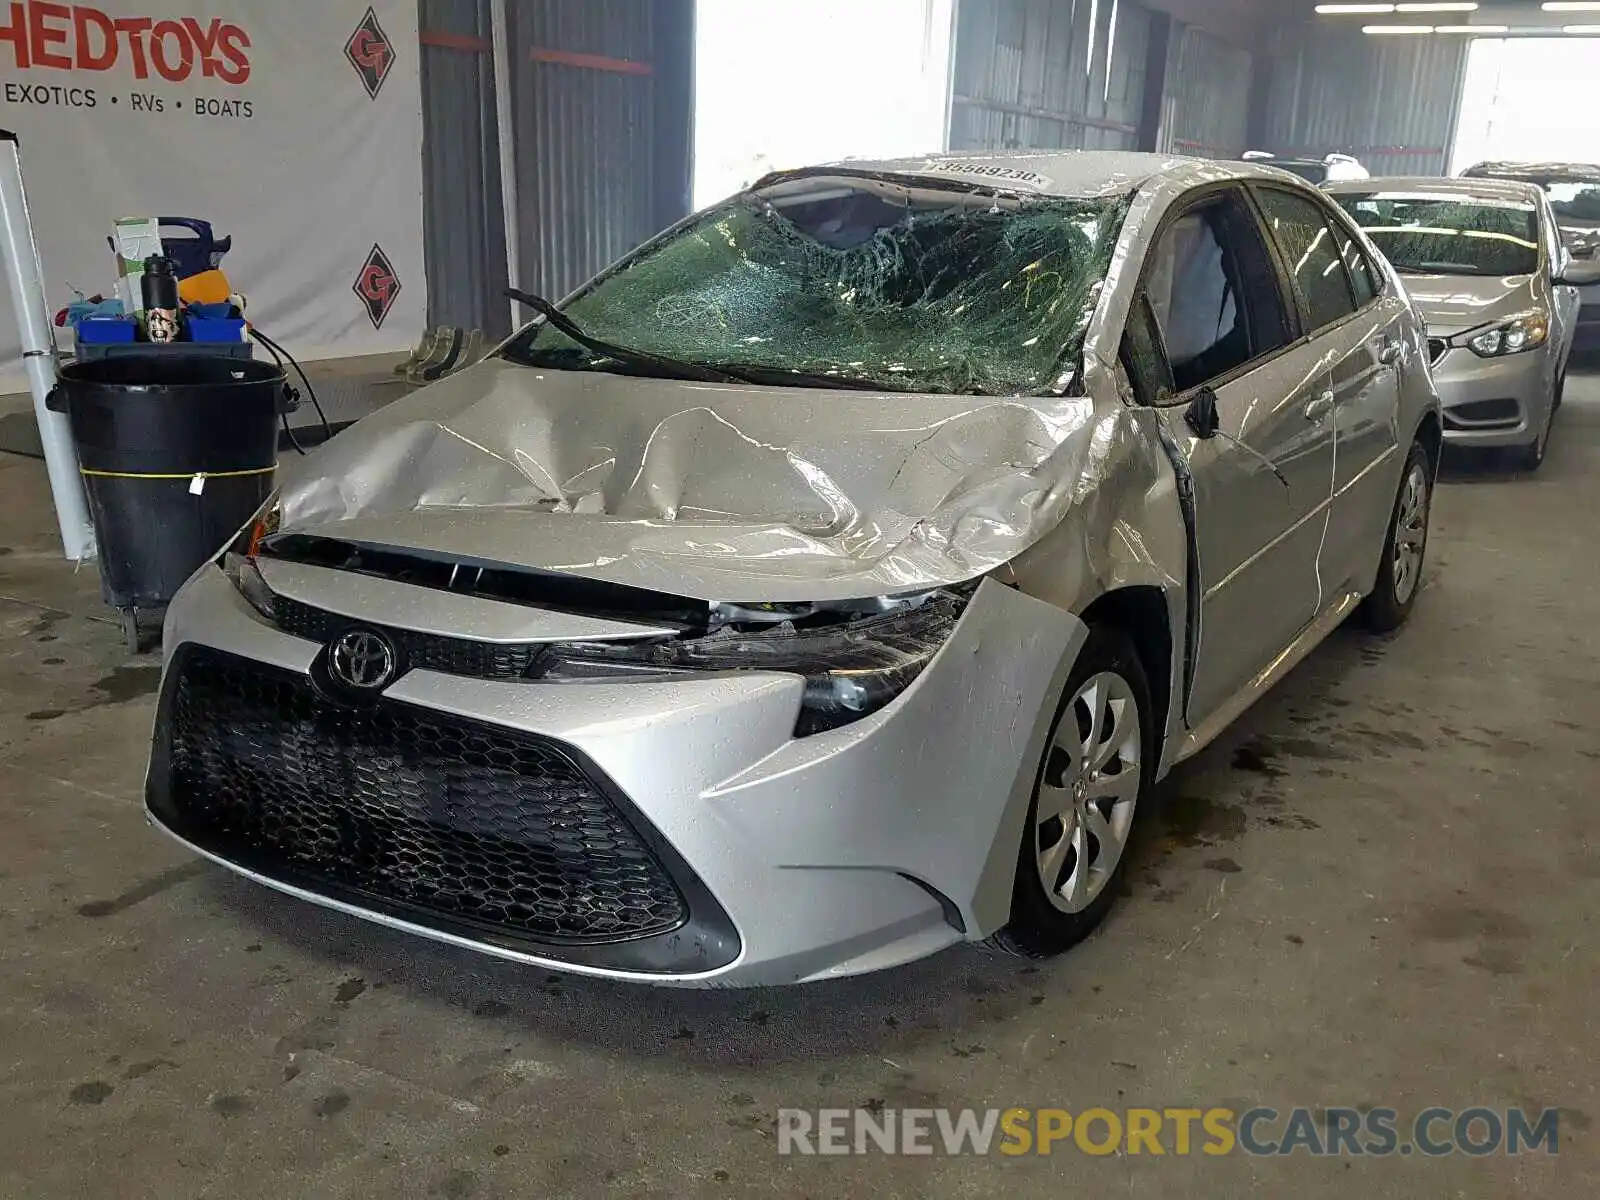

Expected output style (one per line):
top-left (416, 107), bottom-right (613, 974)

top-left (1, 380), bottom-right (1597, 1199)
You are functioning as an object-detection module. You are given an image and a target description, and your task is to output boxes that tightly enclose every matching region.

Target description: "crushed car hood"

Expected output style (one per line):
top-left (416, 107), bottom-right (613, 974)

top-left (277, 360), bottom-right (1126, 603)
top-left (1398, 273), bottom-right (1538, 335)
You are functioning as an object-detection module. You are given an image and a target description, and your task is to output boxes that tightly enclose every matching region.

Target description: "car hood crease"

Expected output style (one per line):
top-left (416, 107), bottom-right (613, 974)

top-left (275, 359), bottom-right (1133, 603)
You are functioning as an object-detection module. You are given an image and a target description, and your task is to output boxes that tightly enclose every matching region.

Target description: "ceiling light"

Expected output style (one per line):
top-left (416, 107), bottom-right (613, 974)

top-left (1397, 3), bottom-right (1477, 10)
top-left (1317, 4), bottom-right (1397, 13)
top-left (1565, 23), bottom-right (1600, 30)
top-left (1363, 23), bottom-right (1435, 32)
top-left (1435, 23), bottom-right (1507, 31)
top-left (1544, 3), bottom-right (1600, 12)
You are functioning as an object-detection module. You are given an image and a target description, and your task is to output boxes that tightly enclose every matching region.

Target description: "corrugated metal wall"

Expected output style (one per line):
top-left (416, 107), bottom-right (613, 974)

top-left (419, 0), bottom-right (509, 336)
top-left (1260, 24), bottom-right (1468, 177)
top-left (950, 0), bottom-right (1151, 153)
top-left (417, 0), bottom-right (693, 334)
top-left (510, 1), bottom-right (681, 301)
top-left (1163, 23), bottom-right (1253, 158)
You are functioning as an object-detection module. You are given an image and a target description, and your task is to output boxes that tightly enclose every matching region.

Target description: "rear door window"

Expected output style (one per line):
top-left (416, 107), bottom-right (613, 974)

top-left (1332, 222), bottom-right (1379, 306)
top-left (1254, 188), bottom-right (1359, 332)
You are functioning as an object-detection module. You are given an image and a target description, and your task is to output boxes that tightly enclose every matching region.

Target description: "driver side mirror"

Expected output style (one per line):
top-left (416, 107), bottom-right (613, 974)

top-left (1185, 386), bottom-right (1221, 439)
top-left (1557, 258), bottom-right (1600, 287)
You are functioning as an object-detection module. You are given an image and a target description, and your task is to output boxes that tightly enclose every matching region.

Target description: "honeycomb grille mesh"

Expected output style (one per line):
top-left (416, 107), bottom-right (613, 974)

top-left (275, 596), bottom-right (539, 680)
top-left (162, 648), bottom-right (688, 942)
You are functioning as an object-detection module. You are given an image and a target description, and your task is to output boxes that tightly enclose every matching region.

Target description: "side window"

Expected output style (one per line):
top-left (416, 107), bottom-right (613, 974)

top-left (1139, 192), bottom-right (1294, 395)
top-left (1331, 221), bottom-right (1380, 306)
top-left (1254, 188), bottom-right (1359, 331)
top-left (1120, 293), bottom-right (1175, 404)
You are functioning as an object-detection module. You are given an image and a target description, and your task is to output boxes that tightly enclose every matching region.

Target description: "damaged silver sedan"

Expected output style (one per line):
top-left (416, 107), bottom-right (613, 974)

top-left (146, 152), bottom-right (1441, 985)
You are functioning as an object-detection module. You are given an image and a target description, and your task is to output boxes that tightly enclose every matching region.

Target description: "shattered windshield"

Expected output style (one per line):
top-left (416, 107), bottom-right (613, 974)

top-left (1334, 194), bottom-right (1539, 277)
top-left (503, 177), bottom-right (1128, 396)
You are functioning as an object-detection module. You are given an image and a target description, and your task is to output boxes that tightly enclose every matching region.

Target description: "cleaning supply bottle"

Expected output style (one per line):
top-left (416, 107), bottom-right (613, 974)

top-left (141, 255), bottom-right (181, 343)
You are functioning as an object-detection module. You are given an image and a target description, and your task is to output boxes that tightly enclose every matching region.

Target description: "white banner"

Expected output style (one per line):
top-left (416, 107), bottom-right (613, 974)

top-left (0, 0), bottom-right (426, 391)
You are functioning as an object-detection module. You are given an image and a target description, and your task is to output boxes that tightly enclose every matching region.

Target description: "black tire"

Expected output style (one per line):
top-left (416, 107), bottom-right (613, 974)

top-left (987, 625), bottom-right (1155, 959)
top-left (1360, 440), bottom-right (1432, 633)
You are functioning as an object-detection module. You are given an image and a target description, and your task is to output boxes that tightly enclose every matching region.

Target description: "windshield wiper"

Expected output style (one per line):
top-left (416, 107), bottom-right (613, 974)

top-left (504, 288), bottom-right (747, 385)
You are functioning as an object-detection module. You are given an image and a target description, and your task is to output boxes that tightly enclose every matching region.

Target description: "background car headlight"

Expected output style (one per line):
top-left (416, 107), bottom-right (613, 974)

top-left (534, 587), bottom-right (972, 736)
top-left (1465, 313), bottom-right (1549, 358)
top-left (220, 494), bottom-right (281, 620)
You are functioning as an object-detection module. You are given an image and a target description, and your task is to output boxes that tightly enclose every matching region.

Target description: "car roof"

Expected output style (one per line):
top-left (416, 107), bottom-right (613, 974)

top-left (1325, 175), bottom-right (1541, 204)
top-left (775, 150), bottom-right (1310, 200)
top-left (1463, 161), bottom-right (1600, 182)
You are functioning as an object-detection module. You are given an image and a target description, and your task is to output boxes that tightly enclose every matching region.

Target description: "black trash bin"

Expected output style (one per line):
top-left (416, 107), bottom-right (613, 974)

top-left (47, 356), bottom-right (293, 651)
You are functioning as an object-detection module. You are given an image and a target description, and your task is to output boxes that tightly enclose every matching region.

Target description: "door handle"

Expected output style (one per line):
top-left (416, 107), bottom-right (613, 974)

top-left (1303, 391), bottom-right (1335, 422)
top-left (1377, 337), bottom-right (1402, 366)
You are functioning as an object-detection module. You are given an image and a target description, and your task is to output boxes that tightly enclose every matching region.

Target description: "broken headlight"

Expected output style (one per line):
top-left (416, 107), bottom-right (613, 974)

top-left (220, 492), bottom-right (281, 620)
top-left (534, 587), bottom-right (972, 736)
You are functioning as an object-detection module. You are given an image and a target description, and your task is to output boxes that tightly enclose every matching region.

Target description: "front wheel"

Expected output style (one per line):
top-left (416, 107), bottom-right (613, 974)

top-left (987, 625), bottom-right (1154, 959)
top-left (1360, 440), bottom-right (1432, 633)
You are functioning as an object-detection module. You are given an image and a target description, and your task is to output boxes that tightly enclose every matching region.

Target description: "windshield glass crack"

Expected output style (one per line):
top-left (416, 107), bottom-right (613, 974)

top-left (505, 177), bottom-right (1128, 397)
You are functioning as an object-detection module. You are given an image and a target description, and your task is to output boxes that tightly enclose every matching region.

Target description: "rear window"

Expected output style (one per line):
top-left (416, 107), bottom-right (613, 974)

top-left (1333, 193), bottom-right (1539, 278)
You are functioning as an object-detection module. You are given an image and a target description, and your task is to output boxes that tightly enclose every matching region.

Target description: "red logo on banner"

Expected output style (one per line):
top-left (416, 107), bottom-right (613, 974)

top-left (343, 6), bottom-right (393, 99)
top-left (354, 244), bottom-right (401, 330)
top-left (0, 3), bottom-right (250, 83)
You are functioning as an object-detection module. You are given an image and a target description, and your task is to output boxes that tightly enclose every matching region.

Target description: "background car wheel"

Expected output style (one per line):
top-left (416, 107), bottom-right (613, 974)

top-left (987, 625), bottom-right (1154, 960)
top-left (1360, 440), bottom-right (1432, 633)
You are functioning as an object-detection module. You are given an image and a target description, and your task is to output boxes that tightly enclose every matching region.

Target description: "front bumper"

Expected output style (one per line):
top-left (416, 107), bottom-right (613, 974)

top-left (146, 566), bottom-right (1084, 986)
top-left (1429, 341), bottom-right (1552, 449)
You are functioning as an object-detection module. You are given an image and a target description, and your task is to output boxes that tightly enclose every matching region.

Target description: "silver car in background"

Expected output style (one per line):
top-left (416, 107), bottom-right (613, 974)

top-left (147, 153), bottom-right (1440, 986)
top-left (1461, 161), bottom-right (1600, 348)
top-left (1241, 150), bottom-right (1370, 185)
top-left (1329, 176), bottom-right (1600, 470)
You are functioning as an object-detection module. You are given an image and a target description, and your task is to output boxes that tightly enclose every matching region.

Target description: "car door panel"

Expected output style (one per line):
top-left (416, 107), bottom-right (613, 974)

top-left (1130, 185), bottom-right (1336, 731)
top-left (1324, 302), bottom-right (1409, 595)
top-left (1255, 186), bottom-right (1397, 605)
top-left (1161, 337), bottom-right (1336, 725)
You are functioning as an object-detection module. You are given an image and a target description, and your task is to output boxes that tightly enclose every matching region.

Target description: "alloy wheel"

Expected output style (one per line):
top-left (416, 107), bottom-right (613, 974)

top-left (1392, 461), bottom-right (1429, 605)
top-left (1035, 671), bottom-right (1142, 915)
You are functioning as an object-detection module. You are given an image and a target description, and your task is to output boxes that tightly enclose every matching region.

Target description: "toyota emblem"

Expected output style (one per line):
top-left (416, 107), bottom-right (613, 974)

top-left (328, 629), bottom-right (397, 691)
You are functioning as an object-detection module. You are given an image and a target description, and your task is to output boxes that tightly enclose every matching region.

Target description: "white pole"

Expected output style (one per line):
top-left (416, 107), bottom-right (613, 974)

top-left (490, 0), bottom-right (522, 330)
top-left (0, 130), bottom-right (95, 562)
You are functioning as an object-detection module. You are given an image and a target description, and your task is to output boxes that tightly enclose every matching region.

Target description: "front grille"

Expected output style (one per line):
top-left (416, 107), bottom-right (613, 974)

top-left (275, 596), bottom-right (539, 680)
top-left (156, 647), bottom-right (689, 943)
top-left (1427, 338), bottom-right (1448, 365)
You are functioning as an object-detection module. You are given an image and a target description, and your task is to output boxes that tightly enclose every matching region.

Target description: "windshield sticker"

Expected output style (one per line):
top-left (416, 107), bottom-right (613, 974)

top-left (920, 161), bottom-right (1054, 189)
